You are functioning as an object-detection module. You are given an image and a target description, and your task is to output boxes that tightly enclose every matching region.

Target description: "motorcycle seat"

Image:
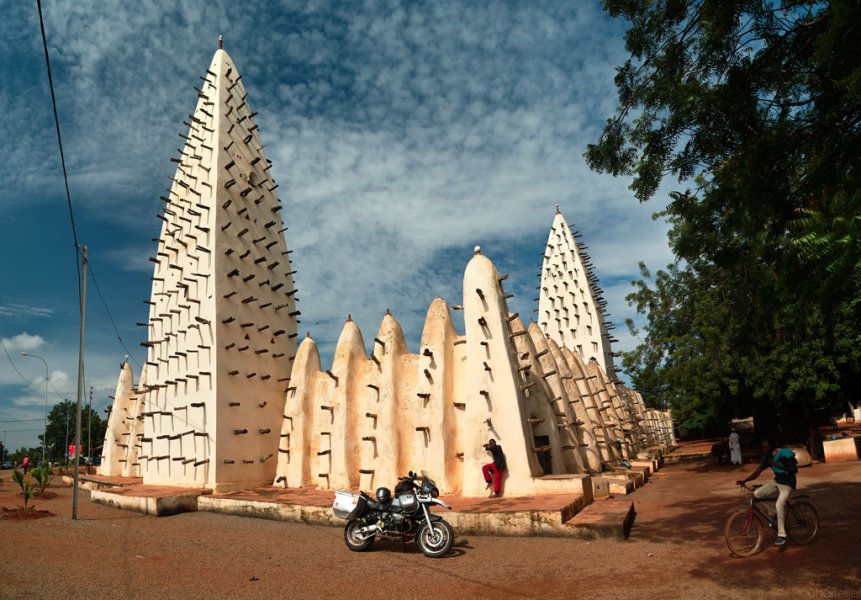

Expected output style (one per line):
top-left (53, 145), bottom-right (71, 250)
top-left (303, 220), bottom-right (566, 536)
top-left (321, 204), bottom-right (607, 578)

top-left (366, 498), bottom-right (404, 513)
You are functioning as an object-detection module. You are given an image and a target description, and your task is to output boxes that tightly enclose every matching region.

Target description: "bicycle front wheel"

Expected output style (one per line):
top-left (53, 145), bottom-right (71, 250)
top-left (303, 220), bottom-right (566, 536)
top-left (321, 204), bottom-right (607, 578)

top-left (725, 510), bottom-right (765, 557)
top-left (786, 501), bottom-right (819, 545)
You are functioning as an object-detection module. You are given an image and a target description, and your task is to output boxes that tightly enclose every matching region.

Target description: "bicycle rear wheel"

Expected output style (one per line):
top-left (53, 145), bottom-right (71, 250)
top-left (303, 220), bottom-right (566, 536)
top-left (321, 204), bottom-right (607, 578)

top-left (786, 501), bottom-right (819, 545)
top-left (725, 510), bottom-right (765, 557)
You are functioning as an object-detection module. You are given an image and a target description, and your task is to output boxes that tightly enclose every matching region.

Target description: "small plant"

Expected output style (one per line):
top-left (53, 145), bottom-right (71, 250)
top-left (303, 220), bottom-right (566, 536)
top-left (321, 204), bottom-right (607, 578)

top-left (11, 470), bottom-right (34, 512)
top-left (30, 465), bottom-right (54, 496)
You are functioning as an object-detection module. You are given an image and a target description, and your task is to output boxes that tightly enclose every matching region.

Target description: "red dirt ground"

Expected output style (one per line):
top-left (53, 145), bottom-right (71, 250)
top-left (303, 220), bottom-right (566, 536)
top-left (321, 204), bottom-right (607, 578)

top-left (1, 457), bottom-right (859, 599)
top-left (0, 507), bottom-right (55, 521)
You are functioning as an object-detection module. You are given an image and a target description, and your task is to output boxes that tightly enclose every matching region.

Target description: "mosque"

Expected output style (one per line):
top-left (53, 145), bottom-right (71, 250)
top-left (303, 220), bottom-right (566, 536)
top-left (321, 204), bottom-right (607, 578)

top-left (100, 40), bottom-right (674, 500)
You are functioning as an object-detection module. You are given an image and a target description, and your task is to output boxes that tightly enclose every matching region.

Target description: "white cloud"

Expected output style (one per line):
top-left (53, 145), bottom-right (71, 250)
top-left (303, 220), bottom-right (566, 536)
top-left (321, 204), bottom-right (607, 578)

top-left (0, 1), bottom-right (679, 445)
top-left (0, 304), bottom-right (54, 319)
top-left (1, 333), bottom-right (47, 352)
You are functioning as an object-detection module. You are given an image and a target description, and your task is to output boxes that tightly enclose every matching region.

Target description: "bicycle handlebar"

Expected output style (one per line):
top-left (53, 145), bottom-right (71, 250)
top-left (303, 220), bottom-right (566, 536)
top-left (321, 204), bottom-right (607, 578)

top-left (736, 482), bottom-right (762, 492)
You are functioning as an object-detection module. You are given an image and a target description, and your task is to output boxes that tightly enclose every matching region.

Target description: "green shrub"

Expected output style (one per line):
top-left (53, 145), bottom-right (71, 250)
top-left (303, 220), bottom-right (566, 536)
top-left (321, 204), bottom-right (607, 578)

top-left (30, 465), bottom-right (54, 496)
top-left (11, 470), bottom-right (34, 512)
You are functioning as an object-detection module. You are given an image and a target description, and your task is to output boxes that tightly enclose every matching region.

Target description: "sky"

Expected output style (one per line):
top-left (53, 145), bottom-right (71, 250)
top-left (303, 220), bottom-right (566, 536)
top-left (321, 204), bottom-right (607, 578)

top-left (0, 0), bottom-right (676, 454)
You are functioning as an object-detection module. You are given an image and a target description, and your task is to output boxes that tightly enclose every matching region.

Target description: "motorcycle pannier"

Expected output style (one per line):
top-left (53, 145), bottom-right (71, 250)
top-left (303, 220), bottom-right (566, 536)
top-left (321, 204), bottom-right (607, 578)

top-left (333, 491), bottom-right (366, 520)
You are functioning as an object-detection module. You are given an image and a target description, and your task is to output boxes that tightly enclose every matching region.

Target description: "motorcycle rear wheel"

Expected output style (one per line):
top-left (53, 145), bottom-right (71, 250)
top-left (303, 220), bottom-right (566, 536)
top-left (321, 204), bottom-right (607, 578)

top-left (417, 519), bottom-right (453, 558)
top-left (344, 519), bottom-right (375, 552)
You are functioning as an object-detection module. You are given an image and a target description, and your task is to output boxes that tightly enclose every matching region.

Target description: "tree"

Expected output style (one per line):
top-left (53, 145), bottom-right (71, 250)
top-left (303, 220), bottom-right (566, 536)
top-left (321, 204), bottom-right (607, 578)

top-left (44, 400), bottom-right (107, 463)
top-left (10, 447), bottom-right (42, 463)
top-left (587, 0), bottom-right (861, 439)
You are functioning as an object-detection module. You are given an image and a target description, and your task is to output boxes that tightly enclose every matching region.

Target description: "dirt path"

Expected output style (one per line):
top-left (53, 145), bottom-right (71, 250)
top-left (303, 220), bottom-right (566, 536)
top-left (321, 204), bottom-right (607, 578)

top-left (1, 459), bottom-right (859, 599)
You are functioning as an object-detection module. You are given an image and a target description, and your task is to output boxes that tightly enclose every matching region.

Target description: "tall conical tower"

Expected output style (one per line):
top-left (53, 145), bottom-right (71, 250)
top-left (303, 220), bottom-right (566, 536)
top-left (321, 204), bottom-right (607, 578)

top-left (537, 207), bottom-right (616, 375)
top-left (136, 39), bottom-right (299, 492)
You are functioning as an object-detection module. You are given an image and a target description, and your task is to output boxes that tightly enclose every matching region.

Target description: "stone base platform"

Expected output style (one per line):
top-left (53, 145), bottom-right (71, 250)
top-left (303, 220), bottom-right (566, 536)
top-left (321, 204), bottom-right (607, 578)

top-left (83, 474), bottom-right (632, 538)
top-left (199, 486), bottom-right (596, 537)
top-left (90, 480), bottom-right (210, 516)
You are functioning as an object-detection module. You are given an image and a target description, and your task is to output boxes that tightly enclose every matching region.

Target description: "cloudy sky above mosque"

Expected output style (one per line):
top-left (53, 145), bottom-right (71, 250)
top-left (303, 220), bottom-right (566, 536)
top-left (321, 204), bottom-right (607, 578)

top-left (0, 1), bottom-right (674, 451)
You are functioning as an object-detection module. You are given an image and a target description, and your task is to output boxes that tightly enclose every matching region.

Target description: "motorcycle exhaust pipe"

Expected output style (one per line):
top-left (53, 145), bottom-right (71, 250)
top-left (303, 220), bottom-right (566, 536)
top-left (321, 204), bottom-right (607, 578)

top-left (355, 524), bottom-right (380, 540)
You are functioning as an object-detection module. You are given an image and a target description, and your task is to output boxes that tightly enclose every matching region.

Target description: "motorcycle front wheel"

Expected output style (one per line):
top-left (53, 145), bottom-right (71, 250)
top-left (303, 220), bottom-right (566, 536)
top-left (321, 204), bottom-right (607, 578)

top-left (344, 519), bottom-right (375, 552)
top-left (417, 519), bottom-right (453, 558)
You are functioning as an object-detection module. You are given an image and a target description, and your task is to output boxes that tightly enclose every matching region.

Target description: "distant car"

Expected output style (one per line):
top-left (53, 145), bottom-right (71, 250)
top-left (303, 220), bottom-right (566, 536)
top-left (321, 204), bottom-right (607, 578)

top-left (1, 461), bottom-right (12, 470)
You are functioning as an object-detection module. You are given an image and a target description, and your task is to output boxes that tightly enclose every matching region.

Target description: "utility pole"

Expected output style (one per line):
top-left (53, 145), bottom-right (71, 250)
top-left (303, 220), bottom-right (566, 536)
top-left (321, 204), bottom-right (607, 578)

top-left (64, 401), bottom-right (70, 463)
top-left (20, 352), bottom-right (49, 464)
top-left (73, 245), bottom-right (87, 520)
top-left (87, 385), bottom-right (93, 471)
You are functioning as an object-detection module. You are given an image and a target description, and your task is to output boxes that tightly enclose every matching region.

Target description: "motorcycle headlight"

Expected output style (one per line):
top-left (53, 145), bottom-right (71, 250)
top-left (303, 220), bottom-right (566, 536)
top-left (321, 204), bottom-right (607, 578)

top-left (432, 488), bottom-right (439, 498)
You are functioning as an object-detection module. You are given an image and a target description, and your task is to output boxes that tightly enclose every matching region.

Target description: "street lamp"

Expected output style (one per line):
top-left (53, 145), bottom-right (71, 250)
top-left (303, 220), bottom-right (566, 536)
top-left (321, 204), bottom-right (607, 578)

top-left (64, 401), bottom-right (70, 464)
top-left (20, 352), bottom-right (49, 465)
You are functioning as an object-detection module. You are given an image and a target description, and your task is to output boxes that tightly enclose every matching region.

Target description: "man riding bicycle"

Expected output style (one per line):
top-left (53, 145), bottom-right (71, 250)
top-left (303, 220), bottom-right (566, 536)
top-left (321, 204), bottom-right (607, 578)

top-left (737, 440), bottom-right (798, 546)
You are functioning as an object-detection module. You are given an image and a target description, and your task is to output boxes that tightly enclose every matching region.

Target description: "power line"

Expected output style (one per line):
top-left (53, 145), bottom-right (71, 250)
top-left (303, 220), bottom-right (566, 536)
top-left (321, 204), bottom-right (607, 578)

top-left (1, 338), bottom-right (71, 404)
top-left (46, 379), bottom-right (67, 403)
top-left (87, 262), bottom-right (144, 370)
top-left (36, 0), bottom-right (82, 302)
top-left (36, 1), bottom-right (142, 380)
top-left (0, 337), bottom-right (68, 403)
top-left (1, 429), bottom-right (45, 433)
top-left (0, 338), bottom-right (35, 385)
top-left (0, 418), bottom-right (45, 423)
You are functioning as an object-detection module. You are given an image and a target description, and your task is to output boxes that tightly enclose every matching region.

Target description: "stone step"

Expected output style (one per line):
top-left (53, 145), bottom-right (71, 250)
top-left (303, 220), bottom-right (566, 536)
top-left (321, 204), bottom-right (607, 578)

top-left (62, 474), bottom-right (142, 491)
top-left (564, 498), bottom-right (636, 539)
top-left (663, 451), bottom-right (711, 463)
top-left (91, 484), bottom-right (210, 516)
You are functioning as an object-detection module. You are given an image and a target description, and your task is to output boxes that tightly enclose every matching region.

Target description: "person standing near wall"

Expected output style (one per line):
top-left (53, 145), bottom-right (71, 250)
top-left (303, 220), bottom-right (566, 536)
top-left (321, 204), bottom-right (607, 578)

top-left (482, 439), bottom-right (507, 498)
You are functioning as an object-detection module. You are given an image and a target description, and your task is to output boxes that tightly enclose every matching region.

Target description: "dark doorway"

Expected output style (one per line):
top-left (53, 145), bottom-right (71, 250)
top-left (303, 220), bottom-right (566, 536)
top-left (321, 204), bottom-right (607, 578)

top-left (534, 435), bottom-right (553, 474)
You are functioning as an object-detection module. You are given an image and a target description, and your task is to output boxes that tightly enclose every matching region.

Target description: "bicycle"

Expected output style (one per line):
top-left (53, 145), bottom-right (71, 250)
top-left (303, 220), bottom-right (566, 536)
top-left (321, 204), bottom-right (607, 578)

top-left (724, 483), bottom-right (819, 557)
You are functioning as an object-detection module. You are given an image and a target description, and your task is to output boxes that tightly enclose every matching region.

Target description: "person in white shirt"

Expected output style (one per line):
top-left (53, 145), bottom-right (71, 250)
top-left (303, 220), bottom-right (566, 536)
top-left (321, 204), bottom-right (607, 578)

top-left (729, 430), bottom-right (742, 465)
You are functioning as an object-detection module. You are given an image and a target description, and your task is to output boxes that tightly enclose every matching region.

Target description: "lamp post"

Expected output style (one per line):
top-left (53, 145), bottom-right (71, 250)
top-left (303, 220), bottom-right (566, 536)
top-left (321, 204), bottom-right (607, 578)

top-left (64, 401), bottom-right (70, 464)
top-left (20, 352), bottom-right (49, 465)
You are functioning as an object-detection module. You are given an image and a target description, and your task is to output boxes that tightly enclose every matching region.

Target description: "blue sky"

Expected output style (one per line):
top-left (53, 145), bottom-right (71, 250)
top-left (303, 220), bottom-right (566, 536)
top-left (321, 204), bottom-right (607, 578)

top-left (0, 1), bottom-right (674, 453)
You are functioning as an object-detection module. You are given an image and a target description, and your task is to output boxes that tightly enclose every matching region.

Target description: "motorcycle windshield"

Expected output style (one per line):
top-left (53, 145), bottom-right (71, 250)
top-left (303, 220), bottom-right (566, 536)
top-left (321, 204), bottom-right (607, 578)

top-left (420, 470), bottom-right (439, 495)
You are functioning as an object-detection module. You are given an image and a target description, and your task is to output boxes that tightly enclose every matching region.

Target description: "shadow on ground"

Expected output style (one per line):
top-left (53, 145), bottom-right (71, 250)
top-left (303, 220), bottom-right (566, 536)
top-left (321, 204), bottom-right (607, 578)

top-left (630, 459), bottom-right (861, 595)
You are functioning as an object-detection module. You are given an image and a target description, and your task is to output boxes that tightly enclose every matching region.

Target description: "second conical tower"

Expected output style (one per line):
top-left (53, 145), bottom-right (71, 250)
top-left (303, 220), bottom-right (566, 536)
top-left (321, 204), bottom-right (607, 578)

top-left (537, 208), bottom-right (616, 374)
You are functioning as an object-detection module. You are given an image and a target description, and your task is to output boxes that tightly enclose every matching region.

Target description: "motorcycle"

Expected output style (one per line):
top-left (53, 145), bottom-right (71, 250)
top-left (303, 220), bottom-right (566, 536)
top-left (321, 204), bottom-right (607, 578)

top-left (332, 470), bottom-right (454, 558)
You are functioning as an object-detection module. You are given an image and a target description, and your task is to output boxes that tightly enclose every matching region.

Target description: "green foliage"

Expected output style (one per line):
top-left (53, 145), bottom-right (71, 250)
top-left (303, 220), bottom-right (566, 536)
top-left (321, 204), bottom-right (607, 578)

top-left (792, 189), bottom-right (861, 305)
top-left (44, 400), bottom-right (107, 463)
top-left (589, 1), bottom-right (861, 436)
top-left (29, 465), bottom-right (54, 496)
top-left (8, 448), bottom-right (41, 464)
top-left (11, 470), bottom-right (34, 512)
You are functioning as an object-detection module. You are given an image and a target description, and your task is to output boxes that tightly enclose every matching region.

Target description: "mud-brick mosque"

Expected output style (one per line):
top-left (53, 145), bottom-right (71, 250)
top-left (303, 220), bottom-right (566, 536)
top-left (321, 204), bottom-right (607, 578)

top-left (99, 40), bottom-right (674, 502)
